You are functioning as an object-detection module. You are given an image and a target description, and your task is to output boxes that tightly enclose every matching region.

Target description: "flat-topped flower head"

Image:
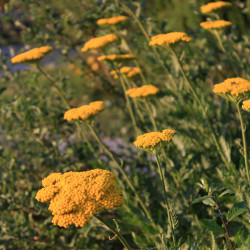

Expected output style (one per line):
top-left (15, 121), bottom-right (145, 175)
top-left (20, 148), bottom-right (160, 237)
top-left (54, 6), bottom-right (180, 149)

top-left (126, 85), bottom-right (159, 98)
top-left (213, 78), bottom-right (250, 102)
top-left (200, 20), bottom-right (232, 29)
top-left (11, 46), bottom-right (53, 64)
top-left (134, 129), bottom-right (176, 154)
top-left (149, 32), bottom-right (192, 46)
top-left (81, 34), bottom-right (118, 52)
top-left (64, 101), bottom-right (104, 122)
top-left (97, 54), bottom-right (136, 62)
top-left (35, 169), bottom-right (124, 228)
top-left (200, 1), bottom-right (232, 14)
top-left (242, 99), bottom-right (250, 112)
top-left (111, 66), bottom-right (141, 79)
top-left (97, 16), bottom-right (128, 25)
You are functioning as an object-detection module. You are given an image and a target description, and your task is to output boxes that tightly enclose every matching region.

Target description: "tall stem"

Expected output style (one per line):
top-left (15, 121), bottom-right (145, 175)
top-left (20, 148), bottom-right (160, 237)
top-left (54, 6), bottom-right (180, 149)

top-left (36, 64), bottom-right (100, 163)
top-left (211, 198), bottom-right (235, 250)
top-left (87, 124), bottom-right (156, 228)
top-left (167, 47), bottom-right (231, 170)
top-left (94, 215), bottom-right (132, 250)
top-left (144, 100), bottom-right (157, 131)
top-left (155, 154), bottom-right (176, 246)
top-left (236, 102), bottom-right (249, 181)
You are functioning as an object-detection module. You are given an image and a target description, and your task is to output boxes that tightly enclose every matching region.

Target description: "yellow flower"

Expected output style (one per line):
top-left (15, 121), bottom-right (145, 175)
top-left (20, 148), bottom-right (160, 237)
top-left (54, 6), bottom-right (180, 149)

top-left (97, 54), bottom-right (136, 62)
top-left (149, 32), bottom-right (192, 46)
top-left (200, 20), bottom-right (232, 29)
top-left (11, 46), bottom-right (53, 64)
top-left (64, 101), bottom-right (104, 121)
top-left (200, 1), bottom-right (232, 14)
top-left (35, 169), bottom-right (124, 228)
top-left (97, 16), bottom-right (128, 25)
top-left (110, 67), bottom-right (141, 79)
top-left (81, 34), bottom-right (118, 52)
top-left (134, 129), bottom-right (176, 153)
top-left (213, 78), bottom-right (250, 101)
top-left (126, 85), bottom-right (159, 98)
top-left (242, 100), bottom-right (250, 112)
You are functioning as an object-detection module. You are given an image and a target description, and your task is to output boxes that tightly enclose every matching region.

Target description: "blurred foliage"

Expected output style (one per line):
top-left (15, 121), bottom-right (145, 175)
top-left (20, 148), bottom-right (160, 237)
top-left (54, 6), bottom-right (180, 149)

top-left (0, 0), bottom-right (250, 249)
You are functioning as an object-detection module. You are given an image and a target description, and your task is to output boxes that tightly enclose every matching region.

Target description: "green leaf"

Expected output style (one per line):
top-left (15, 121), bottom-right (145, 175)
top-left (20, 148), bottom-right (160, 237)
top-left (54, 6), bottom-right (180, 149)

top-left (192, 195), bottom-right (211, 204)
top-left (200, 219), bottom-right (224, 235)
top-left (202, 197), bottom-right (216, 206)
top-left (227, 201), bottom-right (247, 222)
top-left (219, 189), bottom-right (234, 198)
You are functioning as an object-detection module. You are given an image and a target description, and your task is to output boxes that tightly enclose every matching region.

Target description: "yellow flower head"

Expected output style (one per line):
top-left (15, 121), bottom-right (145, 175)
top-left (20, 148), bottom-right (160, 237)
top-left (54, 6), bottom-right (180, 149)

top-left (134, 129), bottom-right (176, 153)
top-left (111, 66), bottom-right (141, 79)
top-left (149, 32), bottom-right (192, 46)
top-left (97, 16), bottom-right (128, 25)
top-left (200, 1), bottom-right (232, 14)
top-left (11, 46), bottom-right (53, 64)
top-left (213, 78), bottom-right (250, 101)
top-left (35, 169), bottom-right (124, 228)
top-left (126, 85), bottom-right (159, 98)
top-left (64, 101), bottom-right (104, 122)
top-left (81, 34), bottom-right (118, 52)
top-left (200, 20), bottom-right (232, 29)
top-left (242, 99), bottom-right (250, 112)
top-left (97, 54), bottom-right (136, 62)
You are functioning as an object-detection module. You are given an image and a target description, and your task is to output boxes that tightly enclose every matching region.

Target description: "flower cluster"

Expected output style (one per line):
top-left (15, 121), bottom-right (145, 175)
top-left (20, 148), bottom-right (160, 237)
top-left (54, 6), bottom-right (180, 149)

top-left (11, 46), bottom-right (53, 64)
top-left (110, 66), bottom-right (141, 79)
top-left (81, 34), bottom-right (118, 52)
top-left (126, 85), bottom-right (159, 98)
top-left (200, 1), bottom-right (232, 14)
top-left (64, 101), bottom-right (104, 121)
top-left (35, 169), bottom-right (124, 228)
top-left (242, 100), bottom-right (250, 112)
top-left (213, 78), bottom-right (250, 101)
top-left (134, 129), bottom-right (176, 153)
top-left (97, 54), bottom-right (136, 62)
top-left (149, 32), bottom-right (192, 46)
top-left (200, 20), bottom-right (232, 29)
top-left (97, 16), bottom-right (128, 25)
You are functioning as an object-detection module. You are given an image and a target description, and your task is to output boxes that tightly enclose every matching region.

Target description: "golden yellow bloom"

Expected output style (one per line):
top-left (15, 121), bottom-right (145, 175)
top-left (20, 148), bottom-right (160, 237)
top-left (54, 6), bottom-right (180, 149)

top-left (86, 56), bottom-right (96, 65)
top-left (97, 54), bottom-right (136, 62)
top-left (110, 67), bottom-right (141, 79)
top-left (36, 169), bottom-right (124, 228)
top-left (149, 32), bottom-right (192, 46)
top-left (200, 1), bottom-right (232, 14)
top-left (97, 16), bottom-right (128, 25)
top-left (134, 129), bottom-right (176, 153)
top-left (64, 101), bottom-right (104, 121)
top-left (200, 20), bottom-right (232, 29)
top-left (242, 100), bottom-right (250, 112)
top-left (11, 46), bottom-right (53, 64)
top-left (213, 78), bottom-right (250, 100)
top-left (81, 34), bottom-right (118, 52)
top-left (127, 67), bottom-right (141, 78)
top-left (126, 85), bottom-right (159, 98)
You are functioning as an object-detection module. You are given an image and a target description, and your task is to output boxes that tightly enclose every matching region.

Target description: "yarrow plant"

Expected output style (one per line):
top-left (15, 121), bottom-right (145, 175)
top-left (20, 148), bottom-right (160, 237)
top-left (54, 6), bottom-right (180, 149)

top-left (97, 54), bottom-right (136, 62)
top-left (126, 85), bottom-right (159, 98)
top-left (97, 16), bottom-right (128, 25)
top-left (242, 99), bottom-right (250, 112)
top-left (200, 20), bottom-right (232, 29)
top-left (200, 1), bottom-right (232, 14)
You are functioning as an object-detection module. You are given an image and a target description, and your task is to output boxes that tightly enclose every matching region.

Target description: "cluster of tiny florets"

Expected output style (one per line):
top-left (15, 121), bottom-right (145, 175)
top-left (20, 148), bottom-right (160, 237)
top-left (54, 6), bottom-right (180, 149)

top-left (81, 34), bottom-right (118, 52)
top-left (149, 32), bottom-right (192, 46)
top-left (64, 101), bottom-right (104, 121)
top-left (35, 169), bottom-right (124, 228)
top-left (126, 85), bottom-right (159, 98)
top-left (200, 1), bottom-right (232, 14)
top-left (242, 99), bottom-right (250, 112)
top-left (97, 54), bottom-right (136, 62)
top-left (134, 129), bottom-right (176, 152)
top-left (97, 16), bottom-right (128, 25)
top-left (200, 20), bottom-right (232, 29)
top-left (213, 78), bottom-right (250, 98)
top-left (11, 46), bottom-right (53, 64)
top-left (110, 67), bottom-right (141, 79)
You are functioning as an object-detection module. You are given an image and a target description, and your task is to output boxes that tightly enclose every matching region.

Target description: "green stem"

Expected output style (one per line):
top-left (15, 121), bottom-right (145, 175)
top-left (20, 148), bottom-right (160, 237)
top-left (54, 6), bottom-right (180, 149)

top-left (87, 124), bottom-right (157, 227)
top-left (236, 102), bottom-right (249, 182)
top-left (167, 47), bottom-right (231, 170)
top-left (36, 64), bottom-right (101, 163)
top-left (144, 100), bottom-right (157, 131)
top-left (155, 154), bottom-right (176, 246)
top-left (213, 30), bottom-right (226, 53)
top-left (94, 215), bottom-right (132, 250)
